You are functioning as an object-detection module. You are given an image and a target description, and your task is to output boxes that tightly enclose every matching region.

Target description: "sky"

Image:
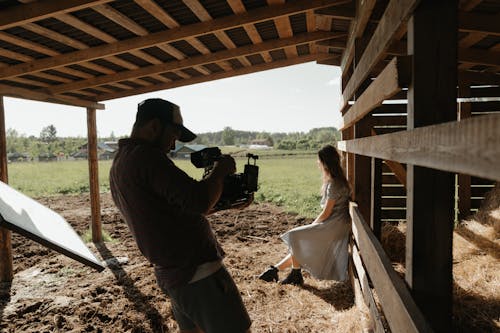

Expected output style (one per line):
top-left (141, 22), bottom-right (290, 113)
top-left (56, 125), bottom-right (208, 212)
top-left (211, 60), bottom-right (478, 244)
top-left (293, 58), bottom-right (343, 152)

top-left (3, 62), bottom-right (343, 138)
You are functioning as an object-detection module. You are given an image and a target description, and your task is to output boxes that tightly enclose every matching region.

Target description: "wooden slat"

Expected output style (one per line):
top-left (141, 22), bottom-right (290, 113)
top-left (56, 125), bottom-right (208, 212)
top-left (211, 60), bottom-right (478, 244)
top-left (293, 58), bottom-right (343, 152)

top-left (48, 31), bottom-right (337, 94)
top-left (97, 52), bottom-right (331, 101)
top-left (371, 157), bottom-right (382, 238)
top-left (340, 0), bottom-right (376, 72)
top-left (338, 115), bottom-right (500, 181)
top-left (351, 243), bottom-right (386, 333)
top-left (350, 202), bottom-right (432, 333)
top-left (0, 83), bottom-right (104, 109)
top-left (459, 71), bottom-right (500, 85)
top-left (342, 0), bottom-right (419, 105)
top-left (0, 0), bottom-right (345, 80)
top-left (341, 56), bottom-right (411, 130)
top-left (0, 0), bottom-right (112, 30)
top-left (86, 107), bottom-right (102, 243)
top-left (459, 48), bottom-right (500, 67)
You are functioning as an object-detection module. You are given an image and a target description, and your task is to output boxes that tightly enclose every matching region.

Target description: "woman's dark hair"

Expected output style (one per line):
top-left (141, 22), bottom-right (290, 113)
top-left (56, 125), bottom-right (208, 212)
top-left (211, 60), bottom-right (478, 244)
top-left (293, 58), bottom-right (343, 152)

top-left (318, 144), bottom-right (349, 188)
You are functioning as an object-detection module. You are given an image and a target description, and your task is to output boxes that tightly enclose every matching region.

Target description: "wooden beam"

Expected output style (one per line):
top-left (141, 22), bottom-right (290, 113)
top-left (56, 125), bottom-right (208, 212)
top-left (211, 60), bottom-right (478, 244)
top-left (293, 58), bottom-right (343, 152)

top-left (0, 0), bottom-right (112, 30)
top-left (459, 70), bottom-right (500, 85)
top-left (458, 85), bottom-right (472, 220)
top-left (97, 53), bottom-right (330, 101)
top-left (370, 157), bottom-right (382, 239)
top-left (0, 0), bottom-right (345, 79)
top-left (459, 12), bottom-right (500, 36)
top-left (350, 203), bottom-right (433, 333)
top-left (86, 107), bottom-right (102, 243)
top-left (458, 48), bottom-right (500, 67)
top-left (337, 115), bottom-right (500, 182)
top-left (48, 31), bottom-right (338, 94)
top-left (354, 116), bottom-right (372, 223)
top-left (0, 84), bottom-right (104, 109)
top-left (341, 56), bottom-right (411, 130)
top-left (0, 96), bottom-right (13, 283)
top-left (342, 0), bottom-right (419, 105)
top-left (340, 0), bottom-right (376, 72)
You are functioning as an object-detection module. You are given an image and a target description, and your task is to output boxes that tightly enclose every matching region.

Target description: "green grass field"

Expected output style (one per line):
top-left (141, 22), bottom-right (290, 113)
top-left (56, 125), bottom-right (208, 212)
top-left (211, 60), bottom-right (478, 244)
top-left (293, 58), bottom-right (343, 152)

top-left (6, 154), bottom-right (323, 218)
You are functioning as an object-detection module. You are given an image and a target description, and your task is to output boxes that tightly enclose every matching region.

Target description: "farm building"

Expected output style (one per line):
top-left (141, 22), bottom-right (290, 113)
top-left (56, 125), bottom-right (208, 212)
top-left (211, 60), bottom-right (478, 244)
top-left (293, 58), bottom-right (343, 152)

top-left (0, 1), bottom-right (498, 332)
top-left (170, 143), bottom-right (207, 159)
top-left (72, 141), bottom-right (118, 160)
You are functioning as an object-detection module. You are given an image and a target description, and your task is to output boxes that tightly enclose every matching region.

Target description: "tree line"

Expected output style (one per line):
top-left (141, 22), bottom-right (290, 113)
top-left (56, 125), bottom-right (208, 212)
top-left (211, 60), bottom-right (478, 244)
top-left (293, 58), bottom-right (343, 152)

top-left (193, 126), bottom-right (341, 150)
top-left (5, 124), bottom-right (340, 160)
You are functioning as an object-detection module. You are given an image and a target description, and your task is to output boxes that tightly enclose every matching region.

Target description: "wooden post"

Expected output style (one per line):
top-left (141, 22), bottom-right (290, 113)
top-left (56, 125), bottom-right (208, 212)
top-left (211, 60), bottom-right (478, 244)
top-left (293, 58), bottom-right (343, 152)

top-left (457, 85), bottom-right (472, 220)
top-left (0, 96), bottom-right (13, 282)
top-left (354, 117), bottom-right (372, 223)
top-left (87, 107), bottom-right (102, 243)
top-left (370, 157), bottom-right (382, 239)
top-left (406, 1), bottom-right (457, 332)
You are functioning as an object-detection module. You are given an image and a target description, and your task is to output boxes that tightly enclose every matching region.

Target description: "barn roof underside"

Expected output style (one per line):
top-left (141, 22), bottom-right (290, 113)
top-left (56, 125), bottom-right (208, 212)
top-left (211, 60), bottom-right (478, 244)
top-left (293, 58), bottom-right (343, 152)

top-left (0, 0), bottom-right (498, 109)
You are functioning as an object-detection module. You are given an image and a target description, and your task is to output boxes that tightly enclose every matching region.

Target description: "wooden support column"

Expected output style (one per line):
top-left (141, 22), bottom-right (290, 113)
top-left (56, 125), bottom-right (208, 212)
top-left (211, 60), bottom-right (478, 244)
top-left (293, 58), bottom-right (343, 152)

top-left (353, 116), bottom-right (372, 223)
top-left (0, 96), bottom-right (13, 282)
top-left (86, 107), bottom-right (102, 243)
top-left (457, 85), bottom-right (472, 220)
top-left (370, 157), bottom-right (382, 239)
top-left (406, 1), bottom-right (457, 332)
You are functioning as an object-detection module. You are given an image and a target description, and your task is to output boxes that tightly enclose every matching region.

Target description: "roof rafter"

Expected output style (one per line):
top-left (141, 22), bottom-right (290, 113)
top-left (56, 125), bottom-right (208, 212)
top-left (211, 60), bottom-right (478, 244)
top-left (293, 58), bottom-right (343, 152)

top-left (47, 31), bottom-right (342, 94)
top-left (0, 0), bottom-right (113, 30)
top-left (0, 0), bottom-right (347, 80)
top-left (97, 52), bottom-right (332, 101)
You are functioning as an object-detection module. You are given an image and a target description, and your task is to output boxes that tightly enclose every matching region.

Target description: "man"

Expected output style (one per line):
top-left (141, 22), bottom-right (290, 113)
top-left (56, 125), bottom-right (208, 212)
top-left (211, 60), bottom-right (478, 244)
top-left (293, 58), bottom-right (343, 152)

top-left (109, 98), bottom-right (252, 333)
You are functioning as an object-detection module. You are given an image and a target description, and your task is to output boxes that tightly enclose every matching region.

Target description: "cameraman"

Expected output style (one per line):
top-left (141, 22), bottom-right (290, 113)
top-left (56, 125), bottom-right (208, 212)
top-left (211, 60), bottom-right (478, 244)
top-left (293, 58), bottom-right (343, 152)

top-left (109, 98), bottom-right (252, 333)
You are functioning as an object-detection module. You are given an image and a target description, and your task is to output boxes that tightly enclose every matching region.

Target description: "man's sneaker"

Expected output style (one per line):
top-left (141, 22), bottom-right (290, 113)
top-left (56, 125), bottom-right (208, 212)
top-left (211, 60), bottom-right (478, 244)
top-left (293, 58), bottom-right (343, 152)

top-left (258, 266), bottom-right (279, 282)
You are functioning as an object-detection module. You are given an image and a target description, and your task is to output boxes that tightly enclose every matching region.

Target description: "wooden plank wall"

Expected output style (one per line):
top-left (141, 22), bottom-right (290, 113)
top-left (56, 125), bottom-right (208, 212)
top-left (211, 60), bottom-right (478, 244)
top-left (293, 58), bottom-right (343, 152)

top-left (335, 0), bottom-right (500, 332)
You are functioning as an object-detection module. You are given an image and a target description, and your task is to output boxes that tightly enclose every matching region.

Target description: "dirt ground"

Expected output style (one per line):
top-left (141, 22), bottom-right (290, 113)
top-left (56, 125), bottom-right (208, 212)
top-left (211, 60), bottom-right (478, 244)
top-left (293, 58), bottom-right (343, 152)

top-left (0, 192), bottom-right (498, 333)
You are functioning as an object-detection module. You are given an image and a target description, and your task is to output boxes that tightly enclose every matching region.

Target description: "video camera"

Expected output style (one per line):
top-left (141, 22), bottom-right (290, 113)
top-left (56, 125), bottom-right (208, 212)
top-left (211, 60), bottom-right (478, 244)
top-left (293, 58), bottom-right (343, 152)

top-left (191, 147), bottom-right (259, 211)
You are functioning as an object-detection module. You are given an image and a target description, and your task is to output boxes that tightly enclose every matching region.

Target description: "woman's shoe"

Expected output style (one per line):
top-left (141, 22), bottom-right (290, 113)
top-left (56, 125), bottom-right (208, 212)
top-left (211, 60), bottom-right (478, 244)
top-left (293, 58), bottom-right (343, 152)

top-left (280, 268), bottom-right (303, 285)
top-left (258, 266), bottom-right (279, 282)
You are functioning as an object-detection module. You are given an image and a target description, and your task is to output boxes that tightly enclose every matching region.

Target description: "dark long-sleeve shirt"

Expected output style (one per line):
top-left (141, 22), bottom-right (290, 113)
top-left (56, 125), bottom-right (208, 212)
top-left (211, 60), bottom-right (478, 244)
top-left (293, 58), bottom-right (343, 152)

top-left (109, 138), bottom-right (223, 287)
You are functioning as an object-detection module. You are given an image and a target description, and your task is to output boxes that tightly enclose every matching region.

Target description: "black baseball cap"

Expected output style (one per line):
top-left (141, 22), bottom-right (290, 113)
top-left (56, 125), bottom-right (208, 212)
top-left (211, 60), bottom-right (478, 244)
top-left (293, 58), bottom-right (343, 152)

top-left (136, 98), bottom-right (196, 142)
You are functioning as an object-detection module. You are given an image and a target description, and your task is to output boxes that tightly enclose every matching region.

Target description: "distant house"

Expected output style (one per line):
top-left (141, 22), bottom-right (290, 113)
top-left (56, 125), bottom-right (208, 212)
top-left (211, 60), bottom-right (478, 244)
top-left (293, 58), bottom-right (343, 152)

top-left (72, 141), bottom-right (117, 160)
top-left (249, 138), bottom-right (273, 149)
top-left (7, 152), bottom-right (29, 162)
top-left (38, 153), bottom-right (57, 162)
top-left (170, 143), bottom-right (207, 159)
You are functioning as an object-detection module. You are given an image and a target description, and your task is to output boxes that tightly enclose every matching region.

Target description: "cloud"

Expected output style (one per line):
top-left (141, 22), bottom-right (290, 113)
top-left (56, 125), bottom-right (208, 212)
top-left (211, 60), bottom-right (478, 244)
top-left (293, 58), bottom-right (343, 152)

top-left (327, 76), bottom-right (340, 86)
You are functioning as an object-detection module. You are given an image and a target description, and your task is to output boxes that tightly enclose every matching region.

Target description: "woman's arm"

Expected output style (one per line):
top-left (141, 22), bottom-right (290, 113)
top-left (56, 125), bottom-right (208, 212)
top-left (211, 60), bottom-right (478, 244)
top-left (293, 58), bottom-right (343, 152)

top-left (312, 198), bottom-right (336, 224)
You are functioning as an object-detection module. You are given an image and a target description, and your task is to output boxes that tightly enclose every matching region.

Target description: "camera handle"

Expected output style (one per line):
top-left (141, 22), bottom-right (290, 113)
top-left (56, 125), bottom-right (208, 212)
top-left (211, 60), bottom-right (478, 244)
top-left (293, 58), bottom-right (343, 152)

top-left (246, 153), bottom-right (258, 165)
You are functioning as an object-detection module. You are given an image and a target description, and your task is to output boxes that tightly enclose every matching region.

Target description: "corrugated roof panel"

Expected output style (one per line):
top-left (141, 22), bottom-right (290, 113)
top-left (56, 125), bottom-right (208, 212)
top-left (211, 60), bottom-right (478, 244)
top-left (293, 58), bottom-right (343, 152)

top-left (269, 49), bottom-right (286, 61)
top-left (254, 20), bottom-right (278, 41)
top-left (4, 27), bottom-right (76, 54)
top-left (115, 53), bottom-right (152, 67)
top-left (21, 74), bottom-right (61, 85)
top-left (290, 13), bottom-right (307, 34)
top-left (67, 64), bottom-right (103, 77)
top-left (170, 40), bottom-right (202, 57)
top-left (36, 17), bottom-right (105, 48)
top-left (92, 59), bottom-right (126, 72)
top-left (0, 39), bottom-right (47, 60)
top-left (142, 47), bottom-right (178, 62)
top-left (100, 84), bottom-right (122, 92)
top-left (203, 63), bottom-right (225, 73)
top-left (154, 0), bottom-right (201, 26)
top-left (224, 27), bottom-right (252, 47)
top-left (197, 33), bottom-right (227, 52)
top-left (242, 0), bottom-right (268, 11)
top-left (119, 80), bottom-right (142, 89)
top-left (183, 68), bottom-right (204, 77)
top-left (474, 36), bottom-right (500, 50)
top-left (162, 72), bottom-right (182, 81)
top-left (199, 0), bottom-right (234, 19)
top-left (227, 58), bottom-right (245, 69)
top-left (44, 69), bottom-right (81, 81)
top-left (111, 0), bottom-right (166, 33)
top-left (0, 79), bottom-right (39, 90)
top-left (296, 44), bottom-right (310, 56)
top-left (71, 9), bottom-right (137, 41)
top-left (0, 55), bottom-right (21, 65)
top-left (246, 54), bottom-right (265, 65)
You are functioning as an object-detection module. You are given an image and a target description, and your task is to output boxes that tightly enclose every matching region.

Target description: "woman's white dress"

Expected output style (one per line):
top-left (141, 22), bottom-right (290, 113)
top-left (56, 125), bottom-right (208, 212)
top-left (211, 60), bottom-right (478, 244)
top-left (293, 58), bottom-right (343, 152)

top-left (280, 178), bottom-right (351, 281)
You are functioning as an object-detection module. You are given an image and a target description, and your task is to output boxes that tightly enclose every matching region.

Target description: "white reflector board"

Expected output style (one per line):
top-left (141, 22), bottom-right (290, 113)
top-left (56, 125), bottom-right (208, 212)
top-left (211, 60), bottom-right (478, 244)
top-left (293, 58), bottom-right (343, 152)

top-left (0, 181), bottom-right (104, 271)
